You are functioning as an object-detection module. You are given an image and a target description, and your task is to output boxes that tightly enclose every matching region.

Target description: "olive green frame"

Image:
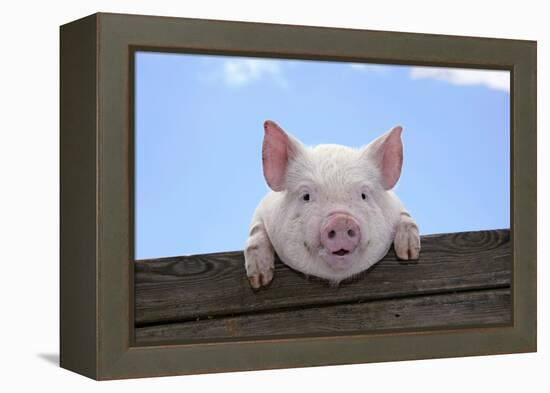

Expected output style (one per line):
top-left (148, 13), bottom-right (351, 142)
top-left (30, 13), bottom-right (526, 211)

top-left (60, 12), bottom-right (536, 380)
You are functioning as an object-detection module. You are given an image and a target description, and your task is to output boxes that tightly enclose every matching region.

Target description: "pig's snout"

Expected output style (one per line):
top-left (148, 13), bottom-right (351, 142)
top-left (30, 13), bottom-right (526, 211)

top-left (320, 214), bottom-right (361, 256)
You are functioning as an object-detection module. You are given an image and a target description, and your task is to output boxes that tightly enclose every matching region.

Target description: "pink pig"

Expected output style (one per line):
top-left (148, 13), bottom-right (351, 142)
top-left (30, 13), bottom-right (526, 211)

top-left (245, 120), bottom-right (420, 288)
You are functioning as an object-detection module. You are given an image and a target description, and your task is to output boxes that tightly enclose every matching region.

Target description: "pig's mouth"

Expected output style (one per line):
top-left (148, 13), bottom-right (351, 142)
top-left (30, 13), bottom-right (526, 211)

top-left (321, 247), bottom-right (355, 272)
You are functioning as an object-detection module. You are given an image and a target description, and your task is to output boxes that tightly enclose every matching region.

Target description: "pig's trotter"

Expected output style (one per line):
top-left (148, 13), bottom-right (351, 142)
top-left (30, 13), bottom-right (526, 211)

top-left (394, 212), bottom-right (421, 260)
top-left (245, 221), bottom-right (275, 289)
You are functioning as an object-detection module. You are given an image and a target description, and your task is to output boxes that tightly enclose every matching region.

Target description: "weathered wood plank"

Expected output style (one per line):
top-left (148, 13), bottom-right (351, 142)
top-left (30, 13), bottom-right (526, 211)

top-left (135, 288), bottom-right (511, 344)
top-left (135, 229), bottom-right (511, 325)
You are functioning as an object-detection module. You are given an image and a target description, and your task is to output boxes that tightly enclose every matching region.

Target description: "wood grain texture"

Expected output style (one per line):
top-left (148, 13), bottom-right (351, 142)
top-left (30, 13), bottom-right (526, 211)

top-left (135, 229), bottom-right (511, 326)
top-left (135, 288), bottom-right (511, 343)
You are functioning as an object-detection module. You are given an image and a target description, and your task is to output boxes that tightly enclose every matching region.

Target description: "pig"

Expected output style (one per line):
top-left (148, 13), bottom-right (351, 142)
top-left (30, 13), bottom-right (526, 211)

top-left (244, 120), bottom-right (420, 289)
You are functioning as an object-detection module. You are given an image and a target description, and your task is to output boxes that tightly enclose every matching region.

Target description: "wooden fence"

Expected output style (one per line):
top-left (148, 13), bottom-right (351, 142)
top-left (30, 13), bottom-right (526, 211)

top-left (134, 229), bottom-right (511, 344)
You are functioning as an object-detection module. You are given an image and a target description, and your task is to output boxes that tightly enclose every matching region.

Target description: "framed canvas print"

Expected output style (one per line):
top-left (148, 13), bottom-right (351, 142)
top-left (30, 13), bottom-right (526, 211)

top-left (60, 12), bottom-right (536, 380)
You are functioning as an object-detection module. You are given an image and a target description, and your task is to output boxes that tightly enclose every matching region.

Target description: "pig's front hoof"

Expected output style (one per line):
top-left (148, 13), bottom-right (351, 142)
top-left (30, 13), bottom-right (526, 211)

top-left (394, 219), bottom-right (421, 260)
top-left (247, 269), bottom-right (274, 289)
top-left (244, 246), bottom-right (275, 289)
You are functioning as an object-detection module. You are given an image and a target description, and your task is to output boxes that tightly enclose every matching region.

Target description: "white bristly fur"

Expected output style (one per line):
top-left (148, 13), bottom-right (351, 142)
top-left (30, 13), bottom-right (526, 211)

top-left (245, 129), bottom-right (420, 288)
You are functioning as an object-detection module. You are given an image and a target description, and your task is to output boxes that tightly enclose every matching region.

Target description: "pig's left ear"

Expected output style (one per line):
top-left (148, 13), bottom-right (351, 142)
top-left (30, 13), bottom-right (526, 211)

top-left (362, 126), bottom-right (403, 190)
top-left (262, 120), bottom-right (303, 192)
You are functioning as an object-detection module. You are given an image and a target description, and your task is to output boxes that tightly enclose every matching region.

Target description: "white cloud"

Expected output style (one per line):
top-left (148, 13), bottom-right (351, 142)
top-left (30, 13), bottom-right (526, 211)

top-left (349, 63), bottom-right (390, 74)
top-left (409, 66), bottom-right (510, 92)
top-left (221, 59), bottom-right (287, 88)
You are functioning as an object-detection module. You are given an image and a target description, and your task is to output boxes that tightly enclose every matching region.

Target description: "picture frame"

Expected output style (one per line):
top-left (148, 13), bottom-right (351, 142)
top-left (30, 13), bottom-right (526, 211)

top-left (60, 12), bottom-right (536, 380)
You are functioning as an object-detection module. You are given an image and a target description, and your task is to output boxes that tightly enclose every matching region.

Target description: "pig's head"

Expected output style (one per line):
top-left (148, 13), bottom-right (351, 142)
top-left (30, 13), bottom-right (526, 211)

top-left (262, 120), bottom-right (404, 282)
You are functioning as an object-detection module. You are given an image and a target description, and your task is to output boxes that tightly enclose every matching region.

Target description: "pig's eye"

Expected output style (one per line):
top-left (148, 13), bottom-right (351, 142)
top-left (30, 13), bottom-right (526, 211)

top-left (302, 193), bottom-right (310, 202)
top-left (361, 193), bottom-right (367, 200)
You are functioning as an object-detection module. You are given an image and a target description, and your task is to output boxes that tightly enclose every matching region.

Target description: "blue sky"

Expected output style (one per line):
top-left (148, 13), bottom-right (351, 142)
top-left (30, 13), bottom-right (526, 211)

top-left (135, 52), bottom-right (510, 259)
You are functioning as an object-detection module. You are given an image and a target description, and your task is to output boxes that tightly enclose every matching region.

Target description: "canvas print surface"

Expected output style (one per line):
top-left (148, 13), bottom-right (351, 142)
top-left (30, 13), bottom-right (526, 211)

top-left (133, 51), bottom-right (510, 343)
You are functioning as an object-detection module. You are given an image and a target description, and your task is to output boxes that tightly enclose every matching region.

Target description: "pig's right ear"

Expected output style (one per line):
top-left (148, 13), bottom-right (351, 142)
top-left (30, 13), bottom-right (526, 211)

top-left (262, 120), bottom-right (301, 192)
top-left (361, 125), bottom-right (404, 190)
